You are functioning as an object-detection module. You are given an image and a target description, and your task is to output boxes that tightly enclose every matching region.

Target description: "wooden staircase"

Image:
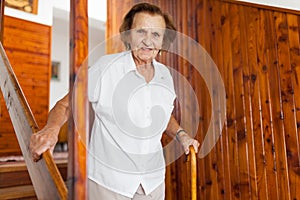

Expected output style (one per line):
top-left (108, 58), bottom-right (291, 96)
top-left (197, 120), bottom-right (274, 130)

top-left (0, 156), bottom-right (68, 199)
top-left (0, 42), bottom-right (68, 199)
top-left (0, 0), bottom-right (88, 199)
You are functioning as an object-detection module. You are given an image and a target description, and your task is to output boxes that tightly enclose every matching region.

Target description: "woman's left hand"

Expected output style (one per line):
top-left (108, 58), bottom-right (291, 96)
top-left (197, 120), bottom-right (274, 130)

top-left (177, 131), bottom-right (200, 155)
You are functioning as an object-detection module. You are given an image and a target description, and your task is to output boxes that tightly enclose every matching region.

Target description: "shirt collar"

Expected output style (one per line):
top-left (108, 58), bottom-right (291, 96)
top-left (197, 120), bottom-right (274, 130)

top-left (123, 51), bottom-right (165, 81)
top-left (123, 51), bottom-right (136, 73)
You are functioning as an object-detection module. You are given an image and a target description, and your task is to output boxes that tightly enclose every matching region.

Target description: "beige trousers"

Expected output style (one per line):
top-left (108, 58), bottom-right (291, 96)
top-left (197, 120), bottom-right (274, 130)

top-left (88, 179), bottom-right (165, 200)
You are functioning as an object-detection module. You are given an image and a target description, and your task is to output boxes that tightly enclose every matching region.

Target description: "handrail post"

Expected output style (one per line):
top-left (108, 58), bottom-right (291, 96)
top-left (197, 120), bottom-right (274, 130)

top-left (68, 0), bottom-right (89, 199)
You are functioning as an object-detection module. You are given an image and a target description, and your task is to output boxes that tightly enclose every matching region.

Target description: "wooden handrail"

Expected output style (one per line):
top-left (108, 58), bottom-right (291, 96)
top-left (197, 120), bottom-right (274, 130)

top-left (188, 146), bottom-right (197, 200)
top-left (0, 42), bottom-right (67, 199)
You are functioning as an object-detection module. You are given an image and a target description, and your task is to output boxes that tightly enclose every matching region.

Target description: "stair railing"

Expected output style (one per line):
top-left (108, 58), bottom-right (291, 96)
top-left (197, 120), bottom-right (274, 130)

top-left (0, 42), bottom-right (67, 199)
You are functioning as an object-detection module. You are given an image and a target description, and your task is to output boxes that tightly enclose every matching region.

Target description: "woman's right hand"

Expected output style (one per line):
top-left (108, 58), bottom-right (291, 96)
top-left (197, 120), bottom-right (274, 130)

top-left (30, 94), bottom-right (70, 162)
top-left (30, 125), bottom-right (59, 162)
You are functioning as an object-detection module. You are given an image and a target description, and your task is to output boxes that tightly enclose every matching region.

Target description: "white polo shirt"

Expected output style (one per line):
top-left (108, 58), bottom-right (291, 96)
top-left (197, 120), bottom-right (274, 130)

top-left (88, 51), bottom-right (176, 198)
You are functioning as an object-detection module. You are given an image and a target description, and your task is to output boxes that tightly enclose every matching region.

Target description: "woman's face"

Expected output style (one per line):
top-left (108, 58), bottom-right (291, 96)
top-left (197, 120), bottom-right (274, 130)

top-left (130, 12), bottom-right (166, 65)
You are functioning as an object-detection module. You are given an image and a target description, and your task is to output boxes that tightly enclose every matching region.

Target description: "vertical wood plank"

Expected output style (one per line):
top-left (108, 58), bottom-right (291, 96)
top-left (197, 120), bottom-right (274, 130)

top-left (68, 0), bottom-right (88, 199)
top-left (259, 10), bottom-right (282, 200)
top-left (203, 1), bottom-right (221, 199)
top-left (220, 2), bottom-right (242, 199)
top-left (246, 7), bottom-right (278, 200)
top-left (229, 4), bottom-right (253, 200)
top-left (286, 14), bottom-right (300, 199)
top-left (195, 1), bottom-right (212, 200)
top-left (275, 11), bottom-right (298, 200)
top-left (176, 1), bottom-right (190, 199)
top-left (210, 0), bottom-right (232, 199)
top-left (239, 6), bottom-right (259, 200)
top-left (265, 11), bottom-right (289, 200)
top-left (257, 8), bottom-right (279, 200)
top-left (193, 1), bottom-right (206, 200)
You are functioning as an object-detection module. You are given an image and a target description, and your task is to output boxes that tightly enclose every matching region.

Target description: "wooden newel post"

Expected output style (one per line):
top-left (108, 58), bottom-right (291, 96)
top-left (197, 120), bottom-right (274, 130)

top-left (68, 0), bottom-right (89, 199)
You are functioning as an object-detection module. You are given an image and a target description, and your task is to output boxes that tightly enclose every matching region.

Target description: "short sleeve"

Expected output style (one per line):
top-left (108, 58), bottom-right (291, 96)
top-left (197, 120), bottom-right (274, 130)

top-left (88, 58), bottom-right (104, 103)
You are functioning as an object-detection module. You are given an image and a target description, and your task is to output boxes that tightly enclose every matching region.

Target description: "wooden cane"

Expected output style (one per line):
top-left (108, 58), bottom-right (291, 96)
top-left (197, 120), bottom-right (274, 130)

top-left (189, 146), bottom-right (197, 200)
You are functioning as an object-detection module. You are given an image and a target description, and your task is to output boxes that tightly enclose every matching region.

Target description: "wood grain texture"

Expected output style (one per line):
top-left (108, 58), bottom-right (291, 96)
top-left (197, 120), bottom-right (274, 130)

top-left (0, 159), bottom-right (67, 189)
top-left (189, 146), bottom-right (197, 200)
top-left (68, 0), bottom-right (89, 199)
top-left (0, 185), bottom-right (36, 199)
top-left (0, 16), bottom-right (50, 156)
top-left (107, 0), bottom-right (300, 199)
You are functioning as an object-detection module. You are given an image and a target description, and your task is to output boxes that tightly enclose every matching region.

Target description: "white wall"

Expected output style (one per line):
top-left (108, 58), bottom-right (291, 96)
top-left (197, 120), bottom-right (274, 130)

top-left (50, 8), bottom-right (106, 109)
top-left (237, 0), bottom-right (300, 11)
top-left (4, 0), bottom-right (106, 109)
top-left (4, 0), bottom-right (53, 25)
top-left (52, 0), bottom-right (107, 21)
top-left (50, 9), bottom-right (70, 109)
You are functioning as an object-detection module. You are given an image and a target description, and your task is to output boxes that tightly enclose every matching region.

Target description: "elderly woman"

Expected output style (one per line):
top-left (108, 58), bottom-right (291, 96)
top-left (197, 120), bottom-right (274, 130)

top-left (30, 3), bottom-right (199, 200)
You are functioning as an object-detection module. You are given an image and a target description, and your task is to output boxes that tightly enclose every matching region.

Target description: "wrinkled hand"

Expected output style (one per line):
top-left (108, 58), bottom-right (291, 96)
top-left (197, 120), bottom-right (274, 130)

top-left (30, 126), bottom-right (59, 162)
top-left (177, 131), bottom-right (200, 155)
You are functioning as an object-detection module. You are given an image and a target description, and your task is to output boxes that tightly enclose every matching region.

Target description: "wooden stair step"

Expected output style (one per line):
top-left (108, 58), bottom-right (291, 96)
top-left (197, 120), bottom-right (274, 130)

top-left (0, 185), bottom-right (36, 199)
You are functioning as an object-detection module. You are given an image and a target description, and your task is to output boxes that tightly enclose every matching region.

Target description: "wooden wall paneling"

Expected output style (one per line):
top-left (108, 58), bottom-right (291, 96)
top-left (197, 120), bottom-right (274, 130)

top-left (229, 4), bottom-right (252, 199)
top-left (173, 1), bottom-right (182, 199)
top-left (106, 1), bottom-right (300, 199)
top-left (202, 1), bottom-right (222, 200)
top-left (106, 0), bottom-right (117, 54)
top-left (261, 9), bottom-right (283, 200)
top-left (185, 0), bottom-right (202, 198)
top-left (286, 14), bottom-right (300, 200)
top-left (220, 2), bottom-right (243, 199)
top-left (271, 11), bottom-right (292, 200)
top-left (186, 1), bottom-right (199, 199)
top-left (264, 10), bottom-right (287, 200)
top-left (161, 3), bottom-right (182, 200)
top-left (167, 2), bottom-right (179, 200)
top-left (248, 6), bottom-right (267, 200)
top-left (247, 7), bottom-right (278, 200)
top-left (188, 1), bottom-right (198, 197)
top-left (163, 1), bottom-right (180, 199)
top-left (177, 1), bottom-right (191, 200)
top-left (3, 17), bottom-right (51, 124)
top-left (195, 1), bottom-right (209, 199)
top-left (255, 7), bottom-right (277, 200)
top-left (0, 16), bottom-right (50, 156)
top-left (222, 0), bottom-right (300, 16)
top-left (188, 1), bottom-right (213, 200)
top-left (275, 11), bottom-right (299, 200)
top-left (239, 5), bottom-right (259, 200)
top-left (161, 0), bottom-right (178, 197)
top-left (189, 0), bottom-right (208, 199)
top-left (210, 0), bottom-right (231, 199)
top-left (4, 19), bottom-right (51, 55)
top-left (0, 131), bottom-right (20, 155)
